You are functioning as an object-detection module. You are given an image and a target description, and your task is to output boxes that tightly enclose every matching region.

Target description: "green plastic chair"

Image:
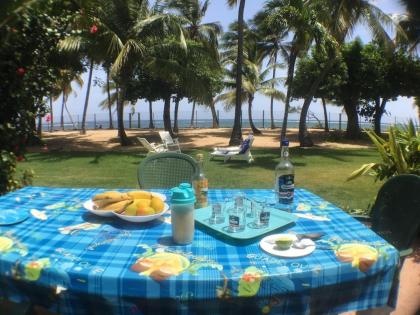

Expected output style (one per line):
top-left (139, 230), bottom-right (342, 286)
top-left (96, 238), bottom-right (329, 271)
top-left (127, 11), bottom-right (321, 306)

top-left (355, 174), bottom-right (420, 256)
top-left (138, 152), bottom-right (199, 189)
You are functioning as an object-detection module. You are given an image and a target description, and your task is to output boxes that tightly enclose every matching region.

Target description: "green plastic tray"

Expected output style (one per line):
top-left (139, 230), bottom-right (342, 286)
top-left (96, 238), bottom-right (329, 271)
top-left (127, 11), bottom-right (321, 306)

top-left (195, 206), bottom-right (296, 241)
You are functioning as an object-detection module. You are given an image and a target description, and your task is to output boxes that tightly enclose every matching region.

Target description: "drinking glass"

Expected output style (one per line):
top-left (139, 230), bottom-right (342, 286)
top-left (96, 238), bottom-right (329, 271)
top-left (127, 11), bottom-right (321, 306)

top-left (248, 199), bottom-right (271, 229)
top-left (208, 203), bottom-right (225, 224)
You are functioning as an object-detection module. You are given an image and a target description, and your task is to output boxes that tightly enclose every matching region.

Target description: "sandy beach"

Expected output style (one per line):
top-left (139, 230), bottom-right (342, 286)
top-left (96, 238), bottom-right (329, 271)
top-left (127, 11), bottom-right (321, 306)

top-left (35, 127), bottom-right (371, 152)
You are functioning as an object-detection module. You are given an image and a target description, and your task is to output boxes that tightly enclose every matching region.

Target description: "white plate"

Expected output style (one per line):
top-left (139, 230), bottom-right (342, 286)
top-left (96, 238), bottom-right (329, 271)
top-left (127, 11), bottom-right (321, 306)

top-left (83, 192), bottom-right (166, 218)
top-left (113, 203), bottom-right (169, 223)
top-left (83, 199), bottom-right (116, 217)
top-left (260, 234), bottom-right (316, 258)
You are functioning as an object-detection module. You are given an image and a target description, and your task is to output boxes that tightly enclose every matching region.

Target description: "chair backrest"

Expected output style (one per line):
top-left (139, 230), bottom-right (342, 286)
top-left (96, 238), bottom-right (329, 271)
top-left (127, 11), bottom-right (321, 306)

top-left (238, 136), bottom-right (254, 154)
top-left (138, 138), bottom-right (155, 152)
top-left (370, 174), bottom-right (420, 250)
top-left (138, 152), bottom-right (199, 189)
top-left (159, 131), bottom-right (175, 145)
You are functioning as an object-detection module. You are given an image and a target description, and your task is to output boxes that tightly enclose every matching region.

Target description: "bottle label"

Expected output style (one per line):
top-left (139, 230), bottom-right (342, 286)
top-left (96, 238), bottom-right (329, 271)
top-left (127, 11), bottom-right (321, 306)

top-left (277, 174), bottom-right (294, 204)
top-left (260, 211), bottom-right (270, 225)
top-left (229, 215), bottom-right (240, 228)
top-left (193, 179), bottom-right (208, 208)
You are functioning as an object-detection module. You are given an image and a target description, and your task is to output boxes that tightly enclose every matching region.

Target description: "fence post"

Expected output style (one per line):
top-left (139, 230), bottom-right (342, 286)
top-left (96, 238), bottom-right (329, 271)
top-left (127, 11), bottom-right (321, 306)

top-left (129, 113), bottom-right (132, 129)
top-left (262, 110), bottom-right (265, 129)
top-left (339, 114), bottom-right (342, 130)
top-left (94, 113), bottom-right (96, 130)
top-left (138, 113), bottom-right (141, 128)
top-left (217, 110), bottom-right (219, 124)
top-left (77, 115), bottom-right (80, 129)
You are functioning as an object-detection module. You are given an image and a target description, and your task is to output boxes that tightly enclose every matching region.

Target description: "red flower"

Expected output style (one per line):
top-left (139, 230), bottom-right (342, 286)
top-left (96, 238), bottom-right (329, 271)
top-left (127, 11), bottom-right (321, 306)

top-left (16, 67), bottom-right (25, 76)
top-left (16, 156), bottom-right (24, 162)
top-left (90, 25), bottom-right (98, 34)
top-left (45, 114), bottom-right (51, 122)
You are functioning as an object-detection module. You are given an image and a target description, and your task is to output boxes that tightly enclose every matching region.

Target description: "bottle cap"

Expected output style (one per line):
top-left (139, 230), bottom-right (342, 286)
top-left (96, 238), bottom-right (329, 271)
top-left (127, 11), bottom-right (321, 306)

top-left (281, 139), bottom-right (289, 146)
top-left (171, 183), bottom-right (196, 206)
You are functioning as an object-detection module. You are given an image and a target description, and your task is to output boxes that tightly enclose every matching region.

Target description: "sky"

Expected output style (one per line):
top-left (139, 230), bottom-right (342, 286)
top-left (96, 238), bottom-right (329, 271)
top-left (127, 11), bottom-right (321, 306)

top-left (55, 0), bottom-right (418, 125)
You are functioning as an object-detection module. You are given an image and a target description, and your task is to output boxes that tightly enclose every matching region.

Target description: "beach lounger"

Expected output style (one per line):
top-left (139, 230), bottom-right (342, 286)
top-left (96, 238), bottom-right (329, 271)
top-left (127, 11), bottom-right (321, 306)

top-left (159, 131), bottom-right (181, 152)
top-left (210, 135), bottom-right (254, 163)
top-left (138, 137), bottom-right (168, 154)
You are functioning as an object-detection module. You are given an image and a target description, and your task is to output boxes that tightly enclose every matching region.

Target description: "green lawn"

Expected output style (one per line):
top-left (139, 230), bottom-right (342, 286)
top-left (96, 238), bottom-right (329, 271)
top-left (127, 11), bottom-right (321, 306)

top-left (19, 147), bottom-right (381, 212)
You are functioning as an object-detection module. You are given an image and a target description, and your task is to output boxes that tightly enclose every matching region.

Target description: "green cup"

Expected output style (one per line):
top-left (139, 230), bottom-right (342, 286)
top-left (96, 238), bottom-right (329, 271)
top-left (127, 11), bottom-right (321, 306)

top-left (275, 235), bottom-right (294, 250)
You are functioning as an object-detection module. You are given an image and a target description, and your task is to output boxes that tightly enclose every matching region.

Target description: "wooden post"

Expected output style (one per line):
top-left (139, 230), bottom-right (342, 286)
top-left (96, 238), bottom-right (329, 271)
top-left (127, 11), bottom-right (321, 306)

top-left (138, 113), bottom-right (141, 128)
top-left (262, 110), bottom-right (265, 128)
top-left (77, 115), bottom-right (80, 130)
top-left (129, 113), bottom-right (132, 129)
top-left (339, 113), bottom-right (342, 130)
top-left (94, 113), bottom-right (97, 129)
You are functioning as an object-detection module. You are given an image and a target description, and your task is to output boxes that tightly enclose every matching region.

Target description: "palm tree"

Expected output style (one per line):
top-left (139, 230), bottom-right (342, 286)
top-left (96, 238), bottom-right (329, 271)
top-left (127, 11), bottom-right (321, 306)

top-left (220, 24), bottom-right (284, 134)
top-left (99, 79), bottom-right (117, 123)
top-left (226, 0), bottom-right (246, 145)
top-left (252, 10), bottom-right (288, 129)
top-left (263, 0), bottom-right (328, 144)
top-left (297, 0), bottom-right (403, 145)
top-left (164, 0), bottom-right (221, 131)
top-left (52, 70), bottom-right (83, 130)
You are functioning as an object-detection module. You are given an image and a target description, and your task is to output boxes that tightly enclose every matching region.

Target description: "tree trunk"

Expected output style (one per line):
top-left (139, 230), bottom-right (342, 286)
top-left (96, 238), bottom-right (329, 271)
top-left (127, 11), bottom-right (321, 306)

top-left (298, 63), bottom-right (333, 147)
top-left (163, 95), bottom-right (174, 137)
top-left (190, 101), bottom-right (196, 128)
top-left (116, 85), bottom-right (131, 146)
top-left (106, 68), bottom-right (114, 129)
top-left (60, 91), bottom-right (65, 130)
top-left (270, 49), bottom-right (278, 129)
top-left (248, 94), bottom-right (261, 134)
top-left (210, 98), bottom-right (219, 128)
top-left (37, 114), bottom-right (42, 138)
top-left (374, 98), bottom-right (387, 134)
top-left (322, 98), bottom-right (329, 132)
top-left (229, 0), bottom-right (246, 146)
top-left (80, 58), bottom-right (94, 134)
top-left (148, 100), bottom-right (155, 129)
top-left (64, 102), bottom-right (76, 129)
top-left (49, 96), bottom-right (53, 132)
top-left (173, 96), bottom-right (180, 133)
top-left (344, 102), bottom-right (361, 139)
top-left (280, 52), bottom-right (297, 144)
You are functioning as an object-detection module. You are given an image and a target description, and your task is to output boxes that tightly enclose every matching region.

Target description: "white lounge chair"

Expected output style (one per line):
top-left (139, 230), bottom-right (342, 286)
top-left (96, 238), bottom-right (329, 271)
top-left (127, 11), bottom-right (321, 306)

top-left (159, 131), bottom-right (181, 152)
top-left (138, 137), bottom-right (167, 154)
top-left (210, 135), bottom-right (254, 163)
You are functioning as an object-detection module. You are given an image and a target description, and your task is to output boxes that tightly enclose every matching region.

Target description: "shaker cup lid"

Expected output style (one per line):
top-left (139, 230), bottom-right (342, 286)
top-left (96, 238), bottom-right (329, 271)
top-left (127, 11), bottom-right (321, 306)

top-left (171, 183), bottom-right (196, 205)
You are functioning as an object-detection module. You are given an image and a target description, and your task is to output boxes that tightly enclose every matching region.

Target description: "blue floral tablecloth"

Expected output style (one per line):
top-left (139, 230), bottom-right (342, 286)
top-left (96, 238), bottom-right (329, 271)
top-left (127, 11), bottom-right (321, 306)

top-left (0, 186), bottom-right (399, 315)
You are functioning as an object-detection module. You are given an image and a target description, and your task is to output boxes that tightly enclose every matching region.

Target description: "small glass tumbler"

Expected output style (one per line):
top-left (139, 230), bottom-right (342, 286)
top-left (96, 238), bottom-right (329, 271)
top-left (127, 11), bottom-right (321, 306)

top-left (208, 203), bottom-right (225, 224)
top-left (225, 203), bottom-right (246, 233)
top-left (249, 200), bottom-right (271, 229)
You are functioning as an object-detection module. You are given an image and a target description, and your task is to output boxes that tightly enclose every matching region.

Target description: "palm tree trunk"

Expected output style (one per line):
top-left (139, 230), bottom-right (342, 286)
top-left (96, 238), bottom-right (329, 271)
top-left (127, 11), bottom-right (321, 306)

top-left (190, 101), bottom-right (196, 127)
top-left (374, 98), bottom-right (387, 134)
top-left (270, 49), bottom-right (278, 129)
top-left (173, 96), bottom-right (180, 133)
top-left (344, 101), bottom-right (361, 139)
top-left (64, 102), bottom-right (76, 129)
top-left (163, 95), bottom-right (174, 137)
top-left (148, 100), bottom-right (155, 129)
top-left (322, 98), bottom-right (329, 132)
top-left (229, 0), bottom-right (246, 146)
top-left (248, 94), bottom-right (261, 134)
top-left (117, 85), bottom-right (131, 146)
top-left (210, 98), bottom-right (219, 128)
top-left (49, 96), bottom-right (53, 132)
top-left (280, 52), bottom-right (297, 144)
top-left (80, 58), bottom-right (94, 134)
top-left (106, 68), bottom-right (114, 129)
top-left (298, 63), bottom-right (333, 147)
top-left (60, 91), bottom-right (65, 130)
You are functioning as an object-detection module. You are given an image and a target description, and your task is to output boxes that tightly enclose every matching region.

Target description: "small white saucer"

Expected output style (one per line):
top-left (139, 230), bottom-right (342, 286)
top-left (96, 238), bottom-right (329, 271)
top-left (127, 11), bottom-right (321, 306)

top-left (260, 234), bottom-right (316, 258)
